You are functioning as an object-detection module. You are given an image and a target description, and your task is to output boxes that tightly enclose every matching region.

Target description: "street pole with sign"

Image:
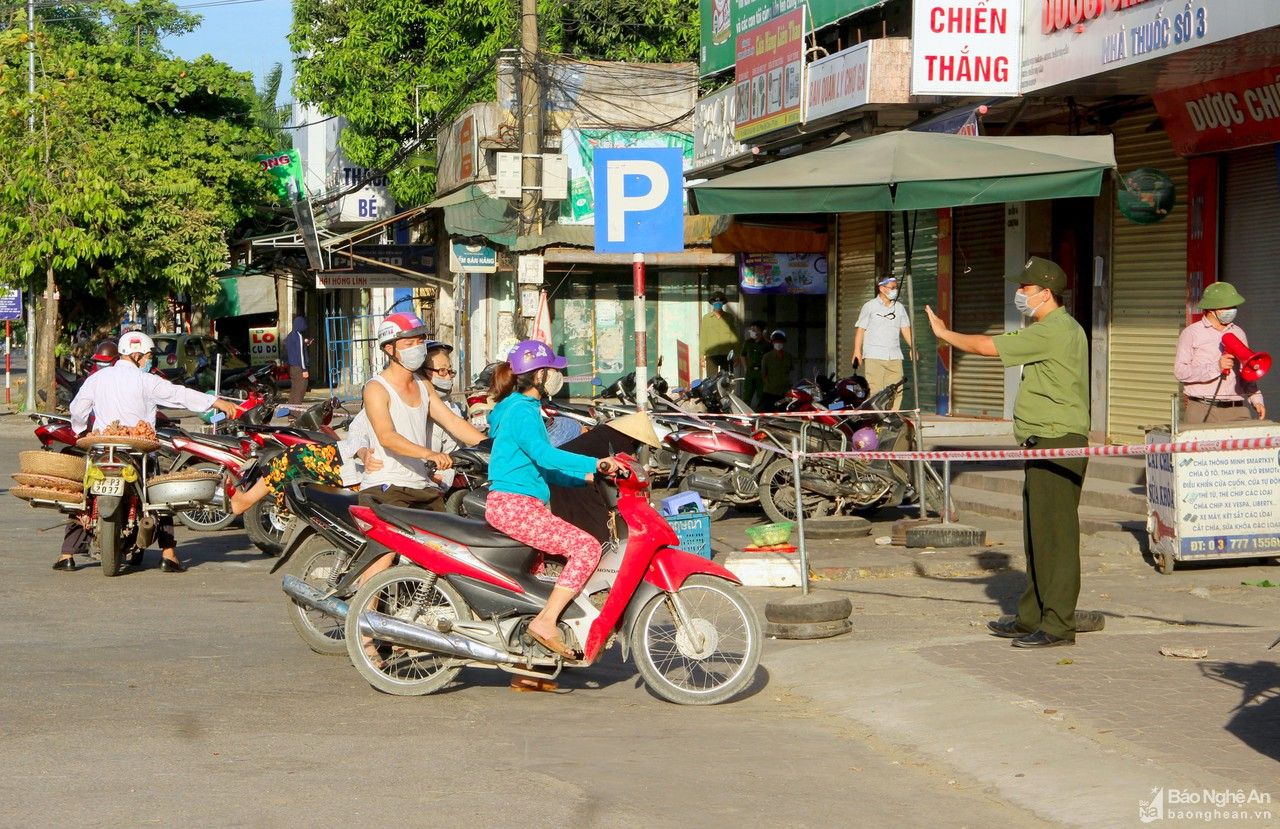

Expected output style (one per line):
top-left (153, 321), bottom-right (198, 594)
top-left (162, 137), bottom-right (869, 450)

top-left (593, 148), bottom-right (685, 410)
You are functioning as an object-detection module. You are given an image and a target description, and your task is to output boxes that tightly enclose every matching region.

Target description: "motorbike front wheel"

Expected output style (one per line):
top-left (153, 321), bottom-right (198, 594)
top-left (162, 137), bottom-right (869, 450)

top-left (345, 566), bottom-right (472, 696)
top-left (285, 536), bottom-right (351, 655)
top-left (758, 458), bottom-right (836, 524)
top-left (176, 463), bottom-right (236, 532)
top-left (633, 575), bottom-right (762, 705)
top-left (244, 498), bottom-right (288, 555)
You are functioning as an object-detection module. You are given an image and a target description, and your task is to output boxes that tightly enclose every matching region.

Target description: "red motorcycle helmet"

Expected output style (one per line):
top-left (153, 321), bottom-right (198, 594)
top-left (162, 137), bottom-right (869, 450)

top-left (89, 340), bottom-right (119, 372)
top-left (833, 375), bottom-right (870, 407)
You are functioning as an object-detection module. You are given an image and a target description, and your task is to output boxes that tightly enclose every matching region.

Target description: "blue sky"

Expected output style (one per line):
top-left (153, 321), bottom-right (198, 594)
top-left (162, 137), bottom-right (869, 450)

top-left (166, 0), bottom-right (295, 105)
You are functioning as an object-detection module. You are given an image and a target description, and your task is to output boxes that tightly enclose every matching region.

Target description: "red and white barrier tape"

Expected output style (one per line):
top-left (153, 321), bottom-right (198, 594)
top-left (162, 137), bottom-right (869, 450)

top-left (804, 435), bottom-right (1280, 462)
top-left (664, 408), bottom-right (914, 419)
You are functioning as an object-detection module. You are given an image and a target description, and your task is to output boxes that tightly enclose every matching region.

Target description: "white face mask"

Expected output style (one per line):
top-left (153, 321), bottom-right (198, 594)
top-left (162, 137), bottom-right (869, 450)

top-left (1214, 308), bottom-right (1238, 325)
top-left (542, 368), bottom-right (565, 396)
top-left (431, 377), bottom-right (453, 393)
top-left (395, 343), bottom-right (427, 371)
top-left (773, 342), bottom-right (785, 351)
top-left (1014, 288), bottom-right (1047, 319)
top-left (748, 329), bottom-right (760, 340)
top-left (886, 289), bottom-right (899, 301)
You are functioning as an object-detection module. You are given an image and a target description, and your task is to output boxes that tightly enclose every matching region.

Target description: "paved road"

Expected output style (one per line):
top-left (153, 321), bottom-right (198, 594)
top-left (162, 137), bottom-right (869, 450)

top-left (0, 424), bottom-right (1047, 829)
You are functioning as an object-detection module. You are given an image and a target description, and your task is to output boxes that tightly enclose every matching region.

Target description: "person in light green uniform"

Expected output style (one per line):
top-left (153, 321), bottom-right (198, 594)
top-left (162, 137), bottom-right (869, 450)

top-left (740, 320), bottom-right (769, 408)
top-left (699, 291), bottom-right (740, 377)
top-left (926, 256), bottom-right (1090, 649)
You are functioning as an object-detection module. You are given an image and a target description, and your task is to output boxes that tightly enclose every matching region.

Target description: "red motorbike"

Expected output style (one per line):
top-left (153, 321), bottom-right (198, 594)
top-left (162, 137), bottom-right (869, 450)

top-left (341, 454), bottom-right (762, 704)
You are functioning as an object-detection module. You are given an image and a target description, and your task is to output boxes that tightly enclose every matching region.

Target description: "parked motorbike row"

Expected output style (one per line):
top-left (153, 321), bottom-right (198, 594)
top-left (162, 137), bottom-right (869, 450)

top-left (456, 355), bottom-right (950, 525)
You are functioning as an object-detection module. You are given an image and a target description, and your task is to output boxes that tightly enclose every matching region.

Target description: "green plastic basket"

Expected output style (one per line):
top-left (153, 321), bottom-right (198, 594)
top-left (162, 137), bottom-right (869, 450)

top-left (744, 521), bottom-right (795, 547)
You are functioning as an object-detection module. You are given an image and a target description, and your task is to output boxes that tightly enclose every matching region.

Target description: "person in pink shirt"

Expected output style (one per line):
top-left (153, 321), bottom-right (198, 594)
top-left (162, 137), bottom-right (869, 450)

top-left (1174, 281), bottom-right (1266, 425)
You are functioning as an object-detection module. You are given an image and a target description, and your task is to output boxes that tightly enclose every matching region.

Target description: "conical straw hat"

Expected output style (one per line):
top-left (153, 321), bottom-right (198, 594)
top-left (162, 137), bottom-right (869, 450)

top-left (607, 411), bottom-right (661, 449)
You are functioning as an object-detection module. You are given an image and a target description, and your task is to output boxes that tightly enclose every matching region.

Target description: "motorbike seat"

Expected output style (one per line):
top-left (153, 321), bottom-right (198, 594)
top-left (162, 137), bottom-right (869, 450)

top-left (292, 483), bottom-right (359, 519)
top-left (184, 432), bottom-right (245, 451)
top-left (372, 504), bottom-right (528, 549)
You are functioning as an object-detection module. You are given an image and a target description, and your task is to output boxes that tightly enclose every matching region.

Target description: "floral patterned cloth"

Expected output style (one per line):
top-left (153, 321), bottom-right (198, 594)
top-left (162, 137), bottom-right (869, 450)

top-left (264, 444), bottom-right (346, 509)
top-left (485, 491), bottom-right (602, 592)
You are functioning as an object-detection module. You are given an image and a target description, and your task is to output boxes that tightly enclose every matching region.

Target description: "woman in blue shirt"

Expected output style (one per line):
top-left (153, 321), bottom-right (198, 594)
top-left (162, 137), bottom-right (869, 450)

top-left (485, 339), bottom-right (622, 659)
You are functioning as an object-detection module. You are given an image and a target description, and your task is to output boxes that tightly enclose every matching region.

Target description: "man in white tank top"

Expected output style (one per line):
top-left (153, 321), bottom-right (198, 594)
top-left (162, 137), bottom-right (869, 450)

top-left (358, 313), bottom-right (485, 511)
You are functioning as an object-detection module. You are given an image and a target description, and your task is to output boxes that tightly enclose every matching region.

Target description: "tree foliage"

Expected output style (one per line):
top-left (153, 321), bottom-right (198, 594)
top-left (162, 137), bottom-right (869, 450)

top-left (0, 0), bottom-right (277, 403)
top-left (291, 0), bottom-right (699, 206)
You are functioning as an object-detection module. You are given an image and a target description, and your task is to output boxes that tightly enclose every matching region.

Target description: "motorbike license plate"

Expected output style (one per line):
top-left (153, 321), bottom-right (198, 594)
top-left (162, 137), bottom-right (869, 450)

top-left (89, 477), bottom-right (126, 497)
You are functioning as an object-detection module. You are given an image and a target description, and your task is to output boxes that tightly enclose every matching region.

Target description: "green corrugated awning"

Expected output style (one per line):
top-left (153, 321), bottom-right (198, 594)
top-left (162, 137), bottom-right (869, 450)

top-left (207, 273), bottom-right (277, 319)
top-left (429, 184), bottom-right (517, 246)
top-left (689, 132), bottom-right (1117, 215)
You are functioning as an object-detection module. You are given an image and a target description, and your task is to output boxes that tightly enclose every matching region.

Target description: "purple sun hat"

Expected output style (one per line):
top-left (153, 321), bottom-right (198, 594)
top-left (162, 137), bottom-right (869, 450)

top-left (507, 339), bottom-right (567, 374)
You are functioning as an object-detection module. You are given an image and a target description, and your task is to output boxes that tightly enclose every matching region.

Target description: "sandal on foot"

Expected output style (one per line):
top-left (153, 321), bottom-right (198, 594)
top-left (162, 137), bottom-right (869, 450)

top-left (528, 629), bottom-right (578, 660)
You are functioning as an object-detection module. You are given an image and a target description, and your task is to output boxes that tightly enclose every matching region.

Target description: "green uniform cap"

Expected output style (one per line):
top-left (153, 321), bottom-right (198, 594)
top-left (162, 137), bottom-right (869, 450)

top-left (1198, 281), bottom-right (1245, 310)
top-left (1005, 256), bottom-right (1068, 292)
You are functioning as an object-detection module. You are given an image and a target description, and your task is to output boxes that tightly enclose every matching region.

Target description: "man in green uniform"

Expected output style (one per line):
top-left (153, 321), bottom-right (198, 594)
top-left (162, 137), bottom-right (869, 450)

top-left (925, 257), bottom-right (1090, 648)
top-left (740, 320), bottom-right (769, 408)
top-left (699, 291), bottom-right (740, 377)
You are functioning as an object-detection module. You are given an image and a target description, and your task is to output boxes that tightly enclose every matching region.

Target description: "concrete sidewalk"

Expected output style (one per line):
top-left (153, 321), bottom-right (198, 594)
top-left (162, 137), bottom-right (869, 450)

top-left (741, 528), bottom-right (1280, 828)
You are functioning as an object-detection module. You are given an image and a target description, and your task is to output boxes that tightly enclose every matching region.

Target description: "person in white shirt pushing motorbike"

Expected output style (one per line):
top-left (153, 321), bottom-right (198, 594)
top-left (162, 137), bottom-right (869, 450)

top-left (54, 331), bottom-right (238, 573)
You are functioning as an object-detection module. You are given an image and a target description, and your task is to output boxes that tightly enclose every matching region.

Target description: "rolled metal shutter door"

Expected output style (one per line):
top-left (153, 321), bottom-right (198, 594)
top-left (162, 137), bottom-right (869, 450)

top-left (1221, 144), bottom-right (1280, 406)
top-left (835, 214), bottom-right (878, 371)
top-left (891, 211), bottom-right (939, 413)
top-left (951, 204), bottom-right (1005, 417)
top-left (1107, 112), bottom-right (1187, 443)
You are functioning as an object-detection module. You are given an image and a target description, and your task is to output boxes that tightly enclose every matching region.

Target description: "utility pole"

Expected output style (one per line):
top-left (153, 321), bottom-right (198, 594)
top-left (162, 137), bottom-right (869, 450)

top-left (517, 0), bottom-right (541, 237)
top-left (24, 0), bottom-right (35, 413)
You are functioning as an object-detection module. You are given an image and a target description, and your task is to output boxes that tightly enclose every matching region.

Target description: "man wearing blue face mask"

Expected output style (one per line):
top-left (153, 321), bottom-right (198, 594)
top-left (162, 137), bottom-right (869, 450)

top-left (925, 257), bottom-right (1090, 650)
top-left (56, 331), bottom-right (239, 572)
top-left (853, 275), bottom-right (915, 408)
top-left (699, 290), bottom-right (741, 377)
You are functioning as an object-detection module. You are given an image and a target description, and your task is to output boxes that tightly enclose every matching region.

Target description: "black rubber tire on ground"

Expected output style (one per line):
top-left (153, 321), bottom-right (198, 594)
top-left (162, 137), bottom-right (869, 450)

top-left (765, 618), bottom-right (853, 640)
top-left (344, 566), bottom-right (472, 696)
top-left (758, 457), bottom-right (835, 524)
top-left (284, 535), bottom-right (350, 656)
top-left (764, 594), bottom-right (853, 625)
top-left (244, 499), bottom-right (288, 556)
top-left (802, 516), bottom-right (872, 540)
top-left (97, 516), bottom-right (124, 577)
top-left (905, 525), bottom-right (987, 548)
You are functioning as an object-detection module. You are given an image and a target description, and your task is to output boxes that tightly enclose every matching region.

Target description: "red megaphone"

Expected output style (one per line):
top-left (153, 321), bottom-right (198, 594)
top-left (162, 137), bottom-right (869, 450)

top-left (1222, 332), bottom-right (1271, 383)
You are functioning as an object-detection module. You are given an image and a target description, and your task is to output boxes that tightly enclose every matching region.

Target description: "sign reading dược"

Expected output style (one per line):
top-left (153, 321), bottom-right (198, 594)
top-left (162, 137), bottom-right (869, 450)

top-left (1021, 0), bottom-right (1280, 94)
top-left (734, 9), bottom-right (805, 142)
top-left (911, 0), bottom-right (1021, 97)
top-left (1153, 66), bottom-right (1280, 156)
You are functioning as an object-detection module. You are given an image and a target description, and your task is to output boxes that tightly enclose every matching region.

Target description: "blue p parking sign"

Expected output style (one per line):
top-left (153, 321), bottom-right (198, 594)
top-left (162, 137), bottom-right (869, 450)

top-left (592, 148), bottom-right (685, 254)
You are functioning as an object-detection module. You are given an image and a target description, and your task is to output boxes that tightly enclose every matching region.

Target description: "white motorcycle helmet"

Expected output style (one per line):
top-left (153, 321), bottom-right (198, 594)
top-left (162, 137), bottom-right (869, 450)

top-left (117, 331), bottom-right (156, 356)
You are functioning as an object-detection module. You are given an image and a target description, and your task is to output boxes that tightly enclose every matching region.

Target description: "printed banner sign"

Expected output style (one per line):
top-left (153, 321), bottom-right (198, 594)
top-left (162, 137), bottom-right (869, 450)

top-left (699, 0), bottom-right (881, 77)
top-left (911, 0), bottom-right (1021, 96)
top-left (739, 253), bottom-right (828, 294)
top-left (560, 130), bottom-right (693, 225)
top-left (247, 327), bottom-right (279, 366)
top-left (1147, 427), bottom-right (1280, 560)
top-left (1153, 66), bottom-right (1280, 157)
top-left (450, 242), bottom-right (498, 273)
top-left (254, 149), bottom-right (306, 202)
top-left (734, 9), bottom-right (805, 142)
top-left (0, 289), bottom-right (21, 321)
top-left (805, 42), bottom-right (873, 122)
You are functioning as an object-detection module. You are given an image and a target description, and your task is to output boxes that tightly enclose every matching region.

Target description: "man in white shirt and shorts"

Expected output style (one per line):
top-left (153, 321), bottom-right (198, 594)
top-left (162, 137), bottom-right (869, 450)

top-left (852, 275), bottom-right (915, 410)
